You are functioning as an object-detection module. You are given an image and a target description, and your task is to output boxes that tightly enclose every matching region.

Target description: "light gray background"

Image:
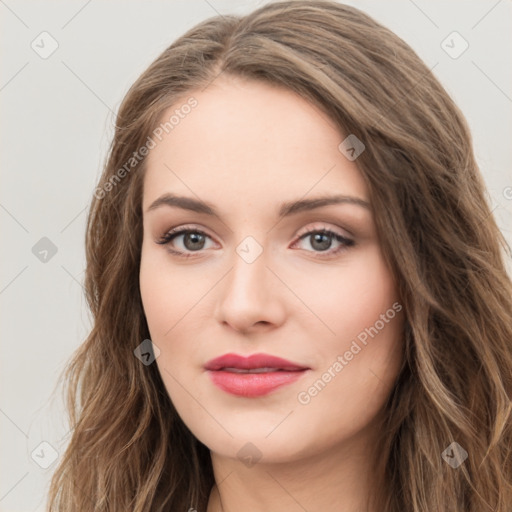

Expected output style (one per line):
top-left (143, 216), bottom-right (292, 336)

top-left (1, 1), bottom-right (511, 510)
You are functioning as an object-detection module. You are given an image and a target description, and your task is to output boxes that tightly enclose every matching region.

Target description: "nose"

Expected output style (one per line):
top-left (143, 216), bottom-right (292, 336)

top-left (213, 243), bottom-right (286, 334)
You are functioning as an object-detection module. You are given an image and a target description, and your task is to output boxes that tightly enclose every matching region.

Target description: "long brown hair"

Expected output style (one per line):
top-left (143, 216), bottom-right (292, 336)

top-left (47, 1), bottom-right (512, 510)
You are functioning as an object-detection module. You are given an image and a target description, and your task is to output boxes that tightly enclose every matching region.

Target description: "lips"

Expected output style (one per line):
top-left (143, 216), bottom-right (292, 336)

top-left (204, 353), bottom-right (308, 371)
top-left (204, 353), bottom-right (310, 397)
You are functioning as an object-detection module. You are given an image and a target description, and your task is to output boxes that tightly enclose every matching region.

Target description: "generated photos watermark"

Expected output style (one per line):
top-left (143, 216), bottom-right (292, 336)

top-left (297, 301), bottom-right (403, 405)
top-left (94, 96), bottom-right (198, 200)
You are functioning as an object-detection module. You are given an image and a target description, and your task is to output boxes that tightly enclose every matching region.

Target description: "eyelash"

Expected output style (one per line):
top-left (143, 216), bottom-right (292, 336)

top-left (156, 225), bottom-right (355, 259)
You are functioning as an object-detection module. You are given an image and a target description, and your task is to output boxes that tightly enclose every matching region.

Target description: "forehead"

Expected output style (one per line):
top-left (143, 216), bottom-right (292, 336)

top-left (142, 76), bottom-right (368, 216)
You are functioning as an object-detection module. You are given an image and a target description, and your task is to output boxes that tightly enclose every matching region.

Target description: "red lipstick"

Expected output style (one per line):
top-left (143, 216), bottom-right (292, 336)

top-left (204, 353), bottom-right (309, 397)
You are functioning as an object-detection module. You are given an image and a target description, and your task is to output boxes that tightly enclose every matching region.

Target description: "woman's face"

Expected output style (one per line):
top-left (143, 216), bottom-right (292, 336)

top-left (139, 75), bottom-right (404, 464)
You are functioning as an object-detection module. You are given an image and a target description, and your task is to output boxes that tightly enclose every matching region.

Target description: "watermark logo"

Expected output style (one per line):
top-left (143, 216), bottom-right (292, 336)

top-left (32, 237), bottom-right (58, 263)
top-left (338, 134), bottom-right (365, 161)
top-left (31, 441), bottom-right (59, 469)
top-left (31, 31), bottom-right (59, 59)
top-left (236, 236), bottom-right (263, 264)
top-left (441, 442), bottom-right (468, 468)
top-left (441, 31), bottom-right (469, 59)
top-left (134, 339), bottom-right (160, 365)
top-left (237, 442), bottom-right (262, 468)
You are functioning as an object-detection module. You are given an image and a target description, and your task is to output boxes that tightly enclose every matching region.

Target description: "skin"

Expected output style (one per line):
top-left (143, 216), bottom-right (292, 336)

top-left (139, 75), bottom-right (404, 512)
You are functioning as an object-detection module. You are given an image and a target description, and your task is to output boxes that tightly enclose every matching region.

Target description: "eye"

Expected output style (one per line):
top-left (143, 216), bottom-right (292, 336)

top-left (156, 224), bottom-right (355, 259)
top-left (291, 227), bottom-right (354, 257)
top-left (156, 226), bottom-right (215, 258)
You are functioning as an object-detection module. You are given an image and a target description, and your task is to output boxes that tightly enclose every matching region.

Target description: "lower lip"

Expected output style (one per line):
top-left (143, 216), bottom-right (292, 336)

top-left (207, 369), bottom-right (308, 397)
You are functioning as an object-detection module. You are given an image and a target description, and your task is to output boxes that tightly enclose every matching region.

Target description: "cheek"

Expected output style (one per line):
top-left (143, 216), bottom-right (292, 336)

top-left (139, 242), bottom-right (214, 392)
top-left (293, 246), bottom-right (404, 421)
top-left (140, 267), bottom-right (171, 338)
top-left (139, 247), bottom-right (204, 412)
top-left (288, 244), bottom-right (400, 346)
top-left (139, 242), bottom-right (209, 337)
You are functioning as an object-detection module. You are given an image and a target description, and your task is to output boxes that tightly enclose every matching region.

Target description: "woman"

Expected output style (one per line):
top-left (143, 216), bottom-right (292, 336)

top-left (47, 1), bottom-right (512, 511)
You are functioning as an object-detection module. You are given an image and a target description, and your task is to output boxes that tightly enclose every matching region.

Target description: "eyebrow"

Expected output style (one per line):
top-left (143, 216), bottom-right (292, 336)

top-left (146, 193), bottom-right (371, 217)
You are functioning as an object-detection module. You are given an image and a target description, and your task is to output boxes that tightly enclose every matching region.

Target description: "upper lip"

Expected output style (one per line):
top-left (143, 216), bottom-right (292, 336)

top-left (204, 353), bottom-right (309, 371)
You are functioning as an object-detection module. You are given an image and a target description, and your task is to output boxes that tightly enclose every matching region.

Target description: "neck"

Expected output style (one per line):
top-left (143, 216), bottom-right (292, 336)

top-left (206, 425), bottom-right (388, 512)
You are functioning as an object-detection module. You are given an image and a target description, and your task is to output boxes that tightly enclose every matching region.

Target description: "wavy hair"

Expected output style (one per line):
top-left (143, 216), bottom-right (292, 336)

top-left (47, 1), bottom-right (512, 510)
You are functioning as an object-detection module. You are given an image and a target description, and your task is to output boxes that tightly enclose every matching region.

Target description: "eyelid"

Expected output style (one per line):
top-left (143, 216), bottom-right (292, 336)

top-left (294, 221), bottom-right (351, 240)
top-left (157, 222), bottom-right (350, 243)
